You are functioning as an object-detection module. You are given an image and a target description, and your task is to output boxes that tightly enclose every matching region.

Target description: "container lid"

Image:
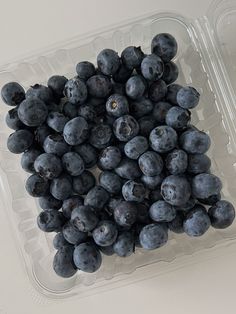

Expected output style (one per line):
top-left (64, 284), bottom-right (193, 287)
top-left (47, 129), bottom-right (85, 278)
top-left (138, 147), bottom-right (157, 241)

top-left (207, 0), bottom-right (236, 95)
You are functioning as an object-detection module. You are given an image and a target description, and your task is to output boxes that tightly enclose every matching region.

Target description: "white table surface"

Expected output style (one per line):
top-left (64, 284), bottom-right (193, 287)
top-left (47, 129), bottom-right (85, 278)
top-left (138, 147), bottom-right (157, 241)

top-left (1, 0), bottom-right (236, 313)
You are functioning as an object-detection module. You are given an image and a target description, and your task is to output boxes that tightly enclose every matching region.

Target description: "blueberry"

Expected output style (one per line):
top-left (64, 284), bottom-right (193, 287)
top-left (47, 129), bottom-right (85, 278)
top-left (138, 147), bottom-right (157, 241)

top-left (168, 211), bottom-right (184, 233)
top-left (97, 49), bottom-right (120, 76)
top-left (141, 54), bottom-right (164, 81)
top-left (7, 129), bottom-right (33, 154)
top-left (99, 171), bottom-right (122, 195)
top-left (84, 186), bottom-right (110, 210)
top-left (149, 125), bottom-right (177, 153)
top-left (72, 170), bottom-right (96, 195)
top-left (78, 105), bottom-right (96, 123)
top-left (92, 220), bottom-right (118, 246)
top-left (25, 173), bottom-right (49, 197)
top-left (34, 125), bottom-right (51, 147)
top-left (113, 231), bottom-right (134, 257)
top-left (62, 152), bottom-right (85, 176)
top-left (1, 82), bottom-right (25, 106)
top-left (71, 205), bottom-right (98, 232)
top-left (64, 78), bottom-right (87, 105)
top-left (73, 242), bottom-right (102, 273)
top-left (76, 61), bottom-right (96, 80)
top-left (43, 134), bottom-right (69, 156)
top-left (87, 75), bottom-right (112, 98)
top-left (162, 61), bottom-right (179, 84)
top-left (115, 158), bottom-right (142, 180)
top-left (53, 232), bottom-right (70, 250)
top-left (21, 148), bottom-right (41, 173)
top-left (113, 115), bottom-right (139, 142)
top-left (153, 101), bottom-right (172, 124)
top-left (34, 153), bottom-right (62, 179)
top-left (166, 84), bottom-right (182, 104)
top-left (138, 115), bottom-right (156, 137)
top-left (125, 75), bottom-right (146, 99)
top-left (50, 174), bottom-right (72, 200)
top-left (149, 187), bottom-right (163, 203)
top-left (113, 63), bottom-right (133, 83)
top-left (53, 246), bottom-right (77, 278)
top-left (161, 175), bottom-right (191, 206)
top-left (89, 124), bottom-right (113, 149)
top-left (192, 173), bottom-right (222, 199)
top-left (62, 220), bottom-right (88, 245)
top-left (122, 180), bottom-right (146, 203)
top-left (26, 84), bottom-right (53, 104)
top-left (18, 98), bottom-right (48, 127)
top-left (98, 245), bottom-right (114, 256)
top-left (174, 197), bottom-right (197, 212)
top-left (62, 196), bottom-right (84, 219)
top-left (121, 46), bottom-right (144, 70)
top-left (113, 201), bottom-right (137, 227)
top-left (198, 193), bottom-right (221, 206)
top-left (149, 80), bottom-right (167, 102)
top-left (141, 172), bottom-right (165, 190)
top-left (187, 154), bottom-right (211, 175)
top-left (136, 200), bottom-right (151, 224)
top-left (139, 223), bottom-right (168, 250)
top-left (47, 112), bottom-right (69, 132)
top-left (165, 149), bottom-right (188, 175)
top-left (47, 75), bottom-right (68, 98)
top-left (138, 151), bottom-right (163, 176)
top-left (208, 200), bottom-right (235, 229)
top-left (63, 117), bottom-right (89, 146)
top-left (124, 136), bottom-right (148, 160)
top-left (38, 195), bottom-right (62, 211)
top-left (106, 94), bottom-right (129, 117)
top-left (177, 86), bottom-right (200, 109)
top-left (5, 107), bottom-right (25, 130)
top-left (63, 101), bottom-right (78, 119)
top-left (165, 106), bottom-right (190, 130)
top-left (74, 143), bottom-right (97, 169)
top-left (98, 146), bottom-right (121, 170)
top-left (130, 98), bottom-right (153, 119)
top-left (183, 205), bottom-right (210, 237)
top-left (151, 33), bottom-right (178, 62)
top-left (37, 209), bottom-right (64, 232)
top-left (149, 200), bottom-right (176, 222)
top-left (180, 130), bottom-right (211, 154)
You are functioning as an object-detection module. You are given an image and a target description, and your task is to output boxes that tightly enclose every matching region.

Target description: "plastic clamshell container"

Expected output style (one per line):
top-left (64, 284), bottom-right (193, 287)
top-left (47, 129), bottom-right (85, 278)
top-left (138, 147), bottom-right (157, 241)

top-left (0, 0), bottom-right (236, 299)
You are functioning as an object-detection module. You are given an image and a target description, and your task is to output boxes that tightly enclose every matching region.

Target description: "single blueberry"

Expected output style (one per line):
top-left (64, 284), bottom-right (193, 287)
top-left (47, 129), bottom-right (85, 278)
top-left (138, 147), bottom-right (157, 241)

top-left (149, 125), bottom-right (177, 153)
top-left (5, 107), bottom-right (25, 130)
top-left (21, 148), bottom-right (42, 173)
top-left (151, 33), bottom-right (178, 62)
top-left (124, 136), bottom-right (148, 160)
top-left (74, 143), bottom-right (97, 169)
top-left (87, 75), bottom-right (112, 98)
top-left (187, 154), bottom-right (211, 175)
top-left (53, 232), bottom-right (70, 250)
top-left (166, 84), bottom-right (182, 105)
top-left (208, 200), bottom-right (235, 229)
top-left (71, 205), bottom-right (98, 232)
top-left (183, 205), bottom-right (210, 237)
top-left (165, 106), bottom-right (191, 130)
top-left (63, 101), bottom-right (78, 119)
top-left (122, 180), bottom-right (146, 203)
top-left (138, 151), bottom-right (163, 176)
top-left (106, 94), bottom-right (129, 117)
top-left (26, 84), bottom-right (53, 104)
top-left (113, 201), bottom-right (137, 227)
top-left (165, 149), bottom-right (188, 175)
top-left (63, 116), bottom-right (89, 146)
top-left (179, 130), bottom-right (211, 154)
top-left (177, 86), bottom-right (200, 109)
top-left (149, 80), bottom-right (167, 102)
top-left (38, 195), bottom-right (62, 211)
top-left (153, 101), bottom-right (172, 124)
top-left (7, 129), bottom-right (33, 154)
top-left (149, 200), bottom-right (176, 222)
top-left (62, 152), bottom-right (85, 176)
top-left (1, 82), bottom-right (25, 106)
top-left (73, 242), bottom-right (102, 273)
top-left (115, 158), bottom-right (142, 180)
top-left (50, 174), bottom-right (72, 200)
top-left (130, 98), bottom-right (153, 119)
top-left (99, 171), bottom-right (122, 195)
top-left (89, 124), bottom-right (113, 149)
top-left (125, 75), bottom-right (146, 100)
top-left (18, 98), bottom-right (48, 127)
top-left (34, 153), bottom-right (63, 179)
top-left (192, 173), bottom-right (222, 199)
top-left (162, 61), bottom-right (179, 84)
top-left (121, 46), bottom-right (144, 70)
top-left (161, 175), bottom-right (191, 206)
top-left (53, 246), bottom-right (77, 278)
top-left (92, 220), bottom-right (118, 246)
top-left (47, 75), bottom-right (68, 98)
top-left (84, 186), bottom-right (110, 210)
top-left (139, 223), bottom-right (168, 250)
top-left (141, 54), bottom-right (164, 81)
top-left (113, 231), bottom-right (134, 257)
top-left (113, 115), bottom-right (139, 142)
top-left (76, 61), bottom-right (96, 81)
top-left (64, 78), bottom-right (88, 105)
top-left (97, 48), bottom-right (120, 76)
top-left (25, 174), bottom-right (50, 197)
top-left (98, 146), bottom-right (121, 170)
top-left (168, 211), bottom-right (184, 234)
top-left (37, 209), bottom-right (64, 232)
top-left (62, 220), bottom-right (88, 245)
top-left (43, 134), bottom-right (70, 156)
top-left (47, 112), bottom-right (69, 132)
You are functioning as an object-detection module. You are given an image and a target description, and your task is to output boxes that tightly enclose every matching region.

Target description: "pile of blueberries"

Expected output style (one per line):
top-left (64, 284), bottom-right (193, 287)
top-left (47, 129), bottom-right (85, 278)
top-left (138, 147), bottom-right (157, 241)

top-left (1, 33), bottom-right (235, 278)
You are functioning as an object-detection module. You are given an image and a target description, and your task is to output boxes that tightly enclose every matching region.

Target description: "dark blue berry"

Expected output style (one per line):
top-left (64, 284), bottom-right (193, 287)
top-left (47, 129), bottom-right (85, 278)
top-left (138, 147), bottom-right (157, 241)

top-left (162, 61), bottom-right (179, 84)
top-left (38, 195), bottom-right (62, 210)
top-left (89, 124), bottom-right (113, 149)
top-left (113, 231), bottom-right (134, 257)
top-left (72, 170), bottom-right (96, 195)
top-left (62, 196), bottom-right (84, 219)
top-left (64, 78), bottom-right (87, 104)
top-left (183, 205), bottom-right (210, 237)
top-left (34, 153), bottom-right (62, 179)
top-left (141, 54), bottom-right (164, 81)
top-left (18, 98), bottom-right (48, 127)
top-left (87, 75), bottom-right (112, 98)
top-left (92, 220), bottom-right (118, 246)
top-left (37, 209), bottom-right (64, 232)
top-left (187, 154), bottom-right (211, 175)
top-left (73, 242), bottom-right (102, 273)
top-left (150, 126), bottom-right (177, 153)
top-left (97, 49), bottom-right (120, 76)
top-left (121, 46), bottom-right (144, 70)
top-left (21, 148), bottom-right (41, 173)
top-left (149, 80), bottom-right (167, 102)
top-left (71, 205), bottom-right (98, 232)
top-left (99, 171), bottom-right (122, 194)
top-left (122, 180), bottom-right (146, 203)
top-left (208, 200), bottom-right (235, 229)
top-left (47, 75), bottom-right (68, 98)
top-left (43, 134), bottom-right (69, 156)
top-left (26, 84), bottom-right (53, 104)
top-left (25, 174), bottom-right (49, 197)
top-left (149, 200), bottom-right (176, 222)
top-left (63, 117), bottom-right (89, 146)
top-left (50, 174), bottom-right (72, 200)
top-left (1, 82), bottom-right (25, 106)
top-left (114, 201), bottom-right (137, 227)
top-left (5, 107), bottom-right (24, 130)
top-left (151, 33), bottom-right (178, 62)
top-left (76, 61), bottom-right (96, 80)
top-left (62, 152), bottom-right (85, 176)
top-left (124, 136), bottom-right (148, 160)
top-left (115, 158), bottom-right (142, 180)
top-left (113, 115), bottom-right (139, 142)
top-left (47, 112), bottom-right (69, 132)
top-left (139, 223), bottom-right (168, 250)
top-left (180, 130), bottom-right (211, 154)
top-left (177, 86), bottom-right (200, 109)
top-left (106, 94), bottom-right (129, 117)
top-left (191, 173), bottom-right (222, 199)
top-left (62, 220), bottom-right (87, 245)
top-left (139, 151), bottom-right (163, 176)
top-left (166, 84), bottom-right (182, 105)
top-left (130, 98), bottom-right (153, 119)
top-left (84, 186), bottom-right (110, 210)
top-left (165, 106), bottom-right (191, 130)
top-left (74, 143), bottom-right (97, 169)
top-left (165, 149), bottom-right (188, 175)
top-left (125, 75), bottom-right (146, 99)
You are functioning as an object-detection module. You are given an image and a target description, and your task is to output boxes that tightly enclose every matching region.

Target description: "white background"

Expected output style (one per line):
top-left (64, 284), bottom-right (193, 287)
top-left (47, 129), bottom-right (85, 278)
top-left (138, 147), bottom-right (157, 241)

top-left (1, 0), bottom-right (236, 313)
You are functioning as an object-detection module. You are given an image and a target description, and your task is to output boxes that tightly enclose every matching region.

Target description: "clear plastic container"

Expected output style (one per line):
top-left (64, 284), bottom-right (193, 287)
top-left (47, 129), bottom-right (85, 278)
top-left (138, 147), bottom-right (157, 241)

top-left (0, 0), bottom-right (236, 300)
